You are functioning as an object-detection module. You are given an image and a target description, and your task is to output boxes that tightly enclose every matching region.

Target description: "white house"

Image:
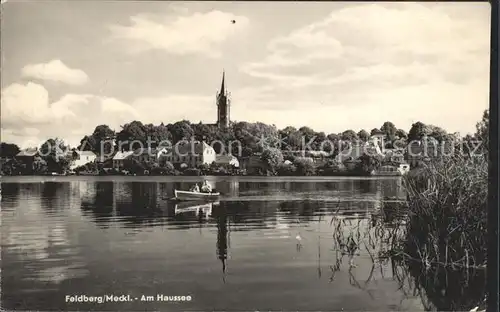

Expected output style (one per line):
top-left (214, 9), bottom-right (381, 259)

top-left (112, 151), bottom-right (134, 169)
top-left (131, 147), bottom-right (169, 163)
top-left (70, 151), bottom-right (97, 169)
top-left (215, 154), bottom-right (240, 168)
top-left (162, 141), bottom-right (216, 167)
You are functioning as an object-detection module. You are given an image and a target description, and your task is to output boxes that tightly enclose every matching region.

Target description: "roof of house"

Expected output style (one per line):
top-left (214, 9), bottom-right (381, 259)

top-left (113, 151), bottom-right (134, 160)
top-left (215, 155), bottom-right (238, 163)
top-left (168, 141), bottom-right (213, 156)
top-left (16, 148), bottom-right (38, 157)
top-left (75, 150), bottom-right (96, 156)
top-left (305, 151), bottom-right (330, 157)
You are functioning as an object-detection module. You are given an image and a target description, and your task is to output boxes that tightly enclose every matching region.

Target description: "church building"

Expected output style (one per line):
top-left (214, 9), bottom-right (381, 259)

top-left (216, 71), bottom-right (231, 129)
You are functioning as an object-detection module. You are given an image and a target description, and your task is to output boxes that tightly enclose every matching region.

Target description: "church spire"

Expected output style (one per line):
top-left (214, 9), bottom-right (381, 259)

top-left (220, 70), bottom-right (225, 95)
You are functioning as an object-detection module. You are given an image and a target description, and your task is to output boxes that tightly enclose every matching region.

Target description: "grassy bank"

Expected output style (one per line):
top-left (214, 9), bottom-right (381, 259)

top-left (400, 156), bottom-right (488, 310)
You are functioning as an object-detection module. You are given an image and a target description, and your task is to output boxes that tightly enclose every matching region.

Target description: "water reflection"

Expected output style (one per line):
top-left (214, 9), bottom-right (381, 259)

top-left (174, 201), bottom-right (217, 220)
top-left (214, 204), bottom-right (228, 281)
top-left (1, 177), bottom-right (485, 311)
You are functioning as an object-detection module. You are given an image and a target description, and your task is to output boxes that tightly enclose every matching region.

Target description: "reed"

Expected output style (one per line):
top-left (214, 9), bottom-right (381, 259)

top-left (402, 156), bottom-right (488, 269)
top-left (401, 156), bottom-right (488, 310)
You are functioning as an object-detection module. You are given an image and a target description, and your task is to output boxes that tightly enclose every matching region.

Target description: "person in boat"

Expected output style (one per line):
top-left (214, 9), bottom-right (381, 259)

top-left (190, 183), bottom-right (200, 192)
top-left (201, 180), bottom-right (212, 193)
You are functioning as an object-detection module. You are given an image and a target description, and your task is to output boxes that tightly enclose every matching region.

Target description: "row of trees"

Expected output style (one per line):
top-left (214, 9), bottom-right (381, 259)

top-left (259, 147), bottom-right (383, 176)
top-left (1, 109), bottom-right (489, 176)
top-left (72, 117), bottom-right (473, 158)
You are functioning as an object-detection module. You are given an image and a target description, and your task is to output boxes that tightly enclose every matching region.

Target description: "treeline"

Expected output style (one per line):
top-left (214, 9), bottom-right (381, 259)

top-left (1, 139), bottom-right (71, 175)
top-left (0, 109), bottom-right (489, 176)
top-left (73, 117), bottom-right (480, 157)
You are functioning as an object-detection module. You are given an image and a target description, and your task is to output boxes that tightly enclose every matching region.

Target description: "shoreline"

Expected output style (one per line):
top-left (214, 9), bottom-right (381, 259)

top-left (0, 175), bottom-right (402, 183)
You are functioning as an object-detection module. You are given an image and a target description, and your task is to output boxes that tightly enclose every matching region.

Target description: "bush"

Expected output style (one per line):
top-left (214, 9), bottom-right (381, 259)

top-left (293, 157), bottom-right (316, 176)
top-left (319, 160), bottom-right (347, 176)
top-left (277, 163), bottom-right (296, 176)
top-left (183, 168), bottom-right (201, 176)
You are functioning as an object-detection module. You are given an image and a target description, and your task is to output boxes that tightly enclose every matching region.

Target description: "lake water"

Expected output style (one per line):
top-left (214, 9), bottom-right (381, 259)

top-left (1, 176), bottom-right (426, 311)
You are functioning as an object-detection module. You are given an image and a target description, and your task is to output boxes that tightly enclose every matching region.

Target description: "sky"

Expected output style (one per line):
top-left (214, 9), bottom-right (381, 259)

top-left (0, 1), bottom-right (491, 148)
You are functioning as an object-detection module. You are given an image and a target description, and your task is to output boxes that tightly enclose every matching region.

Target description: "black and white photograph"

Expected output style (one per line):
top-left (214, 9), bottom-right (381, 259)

top-left (0, 1), bottom-right (496, 311)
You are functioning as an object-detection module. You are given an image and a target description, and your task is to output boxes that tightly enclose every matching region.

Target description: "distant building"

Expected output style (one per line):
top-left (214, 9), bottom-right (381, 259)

top-left (162, 141), bottom-right (216, 167)
top-left (216, 71), bottom-right (231, 129)
top-left (70, 151), bottom-right (96, 170)
top-left (240, 154), bottom-right (267, 174)
top-left (215, 154), bottom-right (240, 168)
top-left (131, 147), bottom-right (169, 163)
top-left (15, 148), bottom-right (39, 170)
top-left (112, 151), bottom-right (134, 169)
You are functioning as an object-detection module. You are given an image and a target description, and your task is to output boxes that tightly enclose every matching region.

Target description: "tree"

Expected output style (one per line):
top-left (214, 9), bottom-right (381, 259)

top-left (370, 128), bottom-right (383, 136)
top-left (79, 124), bottom-right (115, 155)
top-left (260, 147), bottom-right (284, 175)
top-left (355, 154), bottom-right (382, 176)
top-left (116, 121), bottom-right (148, 151)
top-left (146, 123), bottom-right (172, 147)
top-left (33, 157), bottom-right (48, 174)
top-left (380, 121), bottom-right (397, 138)
top-left (39, 138), bottom-right (70, 173)
top-left (298, 126), bottom-right (316, 148)
top-left (408, 122), bottom-right (431, 141)
top-left (341, 130), bottom-right (358, 142)
top-left (193, 122), bottom-right (216, 143)
top-left (428, 125), bottom-right (448, 142)
top-left (357, 130), bottom-right (370, 142)
top-left (475, 109), bottom-right (489, 151)
top-left (395, 129), bottom-right (408, 139)
top-left (293, 157), bottom-right (316, 176)
top-left (0, 142), bottom-right (20, 158)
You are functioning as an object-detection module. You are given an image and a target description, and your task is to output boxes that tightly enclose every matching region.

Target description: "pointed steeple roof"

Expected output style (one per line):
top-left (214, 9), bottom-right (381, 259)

top-left (220, 70), bottom-right (225, 95)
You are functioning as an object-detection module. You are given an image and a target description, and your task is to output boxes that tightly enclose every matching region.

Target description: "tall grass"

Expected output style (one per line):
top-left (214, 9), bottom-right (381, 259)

top-left (401, 156), bottom-right (488, 311)
top-left (403, 156), bottom-right (488, 269)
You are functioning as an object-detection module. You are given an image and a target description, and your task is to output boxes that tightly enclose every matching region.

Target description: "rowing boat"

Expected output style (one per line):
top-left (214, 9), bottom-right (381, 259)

top-left (174, 189), bottom-right (220, 201)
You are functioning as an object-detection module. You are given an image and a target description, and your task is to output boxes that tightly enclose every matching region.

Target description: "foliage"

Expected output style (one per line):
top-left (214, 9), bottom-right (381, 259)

top-left (354, 154), bottom-right (382, 175)
top-left (183, 168), bottom-right (202, 176)
top-left (78, 124), bottom-right (115, 155)
top-left (475, 109), bottom-right (489, 153)
top-left (319, 159), bottom-right (347, 176)
top-left (408, 122), bottom-right (430, 141)
top-left (293, 157), bottom-right (316, 176)
top-left (38, 138), bottom-right (71, 173)
top-left (370, 128), bottom-right (383, 136)
top-left (0, 142), bottom-right (20, 158)
top-left (380, 121), bottom-right (397, 138)
top-left (395, 129), bottom-right (408, 139)
top-left (260, 147), bottom-right (284, 175)
top-left (402, 156), bottom-right (487, 273)
top-left (357, 130), bottom-right (370, 142)
top-left (408, 122), bottom-right (449, 143)
top-left (341, 129), bottom-right (358, 141)
top-left (277, 163), bottom-right (297, 176)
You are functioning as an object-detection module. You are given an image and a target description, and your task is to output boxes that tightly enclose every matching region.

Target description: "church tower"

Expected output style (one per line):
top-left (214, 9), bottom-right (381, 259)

top-left (216, 71), bottom-right (230, 129)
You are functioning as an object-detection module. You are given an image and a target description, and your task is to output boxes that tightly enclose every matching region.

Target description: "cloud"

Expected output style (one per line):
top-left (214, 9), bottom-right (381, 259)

top-left (110, 10), bottom-right (249, 57)
top-left (235, 2), bottom-right (490, 134)
top-left (241, 3), bottom-right (489, 88)
top-left (133, 94), bottom-right (215, 124)
top-left (1, 82), bottom-right (138, 147)
top-left (21, 60), bottom-right (89, 85)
